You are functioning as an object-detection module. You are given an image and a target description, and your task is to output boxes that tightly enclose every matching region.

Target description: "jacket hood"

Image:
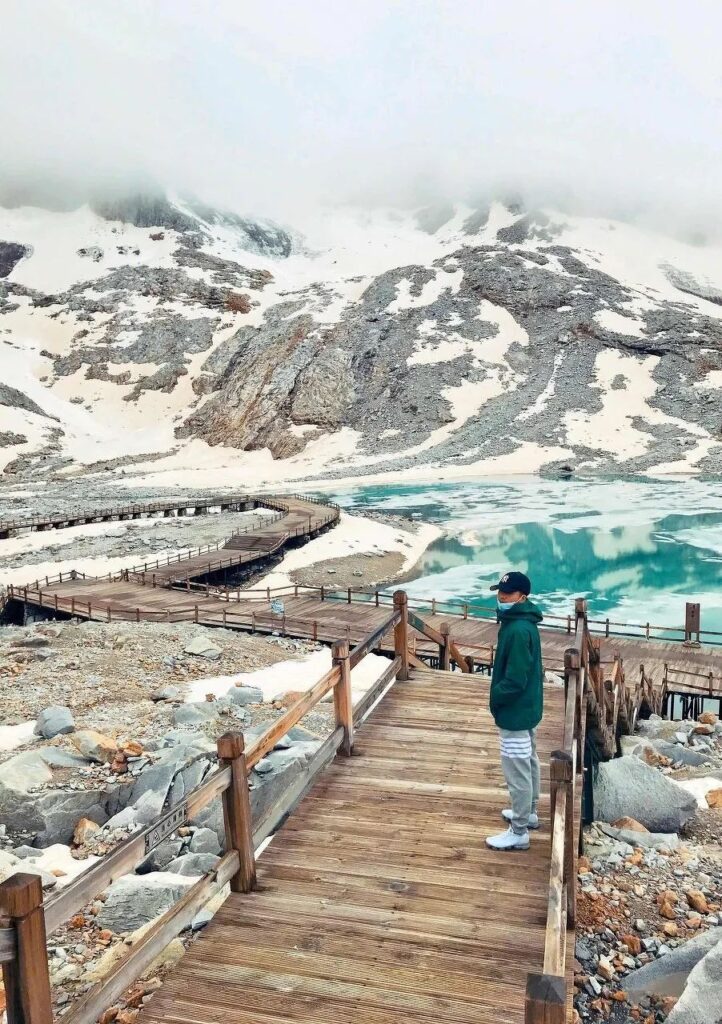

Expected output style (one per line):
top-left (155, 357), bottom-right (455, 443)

top-left (497, 598), bottom-right (543, 624)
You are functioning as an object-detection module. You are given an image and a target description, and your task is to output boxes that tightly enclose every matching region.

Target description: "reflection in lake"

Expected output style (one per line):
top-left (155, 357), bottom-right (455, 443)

top-left (328, 478), bottom-right (722, 633)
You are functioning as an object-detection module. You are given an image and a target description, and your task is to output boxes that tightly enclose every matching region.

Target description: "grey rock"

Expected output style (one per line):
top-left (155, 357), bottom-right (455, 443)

top-left (150, 685), bottom-right (181, 702)
top-left (130, 763), bottom-right (176, 818)
top-left (103, 807), bottom-right (139, 831)
top-left (96, 872), bottom-right (197, 932)
top-left (142, 839), bottom-right (183, 872)
top-left (625, 927), bottom-right (722, 998)
top-left (188, 828), bottom-right (221, 855)
top-left (227, 686), bottom-right (263, 706)
top-left (597, 822), bottom-right (680, 851)
top-left (173, 703), bottom-right (217, 726)
top-left (0, 751), bottom-right (110, 845)
top-left (34, 706), bottom-right (75, 739)
top-left (12, 845), bottom-right (42, 859)
top-left (184, 637), bottom-right (222, 660)
top-left (593, 756), bottom-right (698, 833)
top-left (190, 908), bottom-right (213, 931)
top-left (652, 740), bottom-right (712, 767)
top-left (164, 853), bottom-right (220, 877)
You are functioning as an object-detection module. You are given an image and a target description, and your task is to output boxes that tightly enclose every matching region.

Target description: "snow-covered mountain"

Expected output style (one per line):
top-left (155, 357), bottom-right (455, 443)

top-left (1, 193), bottom-right (721, 490)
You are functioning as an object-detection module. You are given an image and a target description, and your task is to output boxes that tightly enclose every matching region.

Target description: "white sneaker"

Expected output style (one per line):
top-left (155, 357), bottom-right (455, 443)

top-left (486, 826), bottom-right (530, 851)
top-left (502, 809), bottom-right (540, 829)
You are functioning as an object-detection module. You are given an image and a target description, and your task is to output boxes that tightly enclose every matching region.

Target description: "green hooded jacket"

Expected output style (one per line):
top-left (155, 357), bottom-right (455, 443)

top-left (489, 599), bottom-right (544, 731)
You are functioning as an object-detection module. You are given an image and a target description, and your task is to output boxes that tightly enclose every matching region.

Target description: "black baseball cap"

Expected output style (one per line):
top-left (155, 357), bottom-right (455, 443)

top-left (490, 571), bottom-right (531, 596)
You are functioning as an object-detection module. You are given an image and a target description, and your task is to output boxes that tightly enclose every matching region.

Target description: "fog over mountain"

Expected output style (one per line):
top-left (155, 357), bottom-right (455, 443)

top-left (2, 1), bottom-right (722, 235)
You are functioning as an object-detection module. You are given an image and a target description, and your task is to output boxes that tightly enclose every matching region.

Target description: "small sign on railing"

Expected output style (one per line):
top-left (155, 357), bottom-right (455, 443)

top-left (144, 803), bottom-right (188, 854)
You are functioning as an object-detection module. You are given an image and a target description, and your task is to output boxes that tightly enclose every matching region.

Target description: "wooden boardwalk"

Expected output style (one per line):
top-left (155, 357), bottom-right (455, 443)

top-left (141, 670), bottom-right (568, 1024)
top-left (13, 577), bottom-right (722, 696)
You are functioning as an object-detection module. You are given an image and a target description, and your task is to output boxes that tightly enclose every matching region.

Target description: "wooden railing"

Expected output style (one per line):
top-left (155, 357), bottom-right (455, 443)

top-left (525, 605), bottom-right (586, 1024)
top-left (0, 596), bottom-right (406, 1024)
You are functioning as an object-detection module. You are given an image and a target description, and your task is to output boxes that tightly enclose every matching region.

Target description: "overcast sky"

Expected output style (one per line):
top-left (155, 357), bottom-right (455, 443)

top-left (2, 1), bottom-right (721, 231)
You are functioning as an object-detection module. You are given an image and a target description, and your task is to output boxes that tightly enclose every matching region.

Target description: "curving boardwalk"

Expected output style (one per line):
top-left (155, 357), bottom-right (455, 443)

top-left (140, 670), bottom-right (570, 1024)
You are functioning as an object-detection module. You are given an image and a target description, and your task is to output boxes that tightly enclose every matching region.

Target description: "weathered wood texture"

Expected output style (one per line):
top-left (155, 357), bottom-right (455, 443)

top-left (140, 672), bottom-right (567, 1024)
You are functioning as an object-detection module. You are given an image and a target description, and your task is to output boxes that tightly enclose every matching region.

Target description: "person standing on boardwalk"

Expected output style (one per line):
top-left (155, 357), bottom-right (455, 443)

top-left (485, 571), bottom-right (544, 852)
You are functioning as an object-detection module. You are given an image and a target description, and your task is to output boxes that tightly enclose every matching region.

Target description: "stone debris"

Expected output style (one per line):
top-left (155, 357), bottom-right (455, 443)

top-left (576, 707), bottom-right (722, 1024)
top-left (35, 706), bottom-right (76, 739)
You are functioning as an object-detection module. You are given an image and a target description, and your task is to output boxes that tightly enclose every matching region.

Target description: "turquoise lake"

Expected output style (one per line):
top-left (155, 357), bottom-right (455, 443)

top-left (326, 478), bottom-right (722, 638)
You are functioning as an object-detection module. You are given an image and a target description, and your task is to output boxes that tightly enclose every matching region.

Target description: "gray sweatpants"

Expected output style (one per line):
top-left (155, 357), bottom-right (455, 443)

top-left (499, 728), bottom-right (541, 834)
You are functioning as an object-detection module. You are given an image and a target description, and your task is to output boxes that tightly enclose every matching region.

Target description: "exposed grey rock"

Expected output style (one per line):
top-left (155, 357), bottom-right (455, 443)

top-left (184, 636), bottom-right (223, 659)
top-left (666, 940), bottom-right (722, 1024)
top-left (150, 685), bottom-right (181, 702)
top-left (597, 822), bottom-right (680, 851)
top-left (130, 763), bottom-right (177, 824)
top-left (96, 872), bottom-right (197, 932)
top-left (189, 828), bottom-right (221, 855)
top-left (164, 853), bottom-right (220, 877)
top-left (173, 703), bottom-right (218, 726)
top-left (0, 241), bottom-right (31, 278)
top-left (141, 839), bottom-right (183, 872)
top-left (652, 740), bottom-right (712, 767)
top-left (227, 685), bottom-right (263, 706)
top-left (34, 706), bottom-right (75, 739)
top-left (624, 927), bottom-right (722, 998)
top-left (593, 756), bottom-right (698, 833)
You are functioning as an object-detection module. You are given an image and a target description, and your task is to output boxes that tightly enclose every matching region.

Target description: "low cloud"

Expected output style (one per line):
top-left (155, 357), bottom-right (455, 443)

top-left (2, 1), bottom-right (721, 236)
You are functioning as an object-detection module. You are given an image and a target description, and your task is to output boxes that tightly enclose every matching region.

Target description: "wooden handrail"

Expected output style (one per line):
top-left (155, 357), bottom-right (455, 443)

top-left (0, 595), bottom-right (402, 1024)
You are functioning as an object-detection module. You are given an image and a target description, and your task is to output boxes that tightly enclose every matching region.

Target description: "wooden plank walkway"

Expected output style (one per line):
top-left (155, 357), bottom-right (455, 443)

top-left (140, 670), bottom-right (568, 1024)
top-left (16, 577), bottom-right (722, 695)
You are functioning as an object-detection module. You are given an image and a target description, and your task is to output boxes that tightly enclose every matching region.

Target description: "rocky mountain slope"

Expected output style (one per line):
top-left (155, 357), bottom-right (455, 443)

top-left (1, 194), bottom-right (721, 486)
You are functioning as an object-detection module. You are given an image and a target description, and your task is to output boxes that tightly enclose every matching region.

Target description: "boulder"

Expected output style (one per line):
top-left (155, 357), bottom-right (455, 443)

top-left (189, 828), bottom-right (221, 855)
top-left (624, 927), bottom-right (722, 998)
top-left (130, 763), bottom-right (176, 823)
top-left (184, 637), bottom-right (222, 660)
top-left (72, 730), bottom-right (117, 764)
top-left (164, 853), bottom-right (220, 877)
top-left (652, 740), bottom-right (712, 768)
top-left (34, 706), bottom-right (75, 739)
top-left (150, 685), bottom-right (181, 702)
top-left (666, 939), bottom-right (722, 1024)
top-left (593, 756), bottom-right (698, 833)
top-left (73, 818), bottom-right (100, 845)
top-left (96, 873), bottom-right (197, 932)
top-left (598, 822), bottom-right (679, 851)
top-left (0, 751), bottom-right (110, 846)
top-left (228, 686), bottom-right (264, 706)
top-left (173, 703), bottom-right (217, 726)
top-left (0, 851), bottom-right (57, 889)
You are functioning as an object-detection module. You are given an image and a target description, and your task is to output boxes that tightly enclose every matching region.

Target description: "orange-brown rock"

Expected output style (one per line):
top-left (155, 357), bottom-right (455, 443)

top-left (611, 990), bottom-right (628, 1002)
top-left (686, 890), bottom-right (709, 914)
top-left (659, 901), bottom-right (678, 920)
top-left (621, 933), bottom-right (642, 955)
top-left (98, 1009), bottom-right (119, 1024)
top-left (662, 921), bottom-right (679, 937)
top-left (642, 747), bottom-right (672, 768)
top-left (612, 816), bottom-right (649, 832)
top-left (657, 890), bottom-right (678, 906)
top-left (693, 723), bottom-right (714, 735)
top-left (707, 788), bottom-right (722, 809)
top-left (73, 818), bottom-right (100, 846)
top-left (121, 740), bottom-right (143, 757)
top-left (698, 711), bottom-right (718, 726)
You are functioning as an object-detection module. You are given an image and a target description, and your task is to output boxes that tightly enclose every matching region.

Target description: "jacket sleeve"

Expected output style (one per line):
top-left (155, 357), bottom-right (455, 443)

top-left (490, 629), bottom-right (533, 711)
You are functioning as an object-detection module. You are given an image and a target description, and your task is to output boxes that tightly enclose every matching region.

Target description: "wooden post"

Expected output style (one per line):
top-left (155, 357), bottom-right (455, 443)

top-left (0, 873), bottom-right (54, 1024)
top-left (525, 973), bottom-right (566, 1024)
top-left (550, 749), bottom-right (575, 926)
top-left (439, 621), bottom-right (451, 671)
top-left (347, 587), bottom-right (352, 604)
top-left (216, 733), bottom-right (256, 893)
top-left (393, 590), bottom-right (410, 681)
top-left (332, 639), bottom-right (353, 756)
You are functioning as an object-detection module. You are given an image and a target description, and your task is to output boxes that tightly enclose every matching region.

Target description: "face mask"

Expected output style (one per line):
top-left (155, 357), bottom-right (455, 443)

top-left (497, 597), bottom-right (514, 612)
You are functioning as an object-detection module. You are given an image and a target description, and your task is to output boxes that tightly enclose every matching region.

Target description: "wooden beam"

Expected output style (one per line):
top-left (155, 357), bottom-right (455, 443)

top-left (525, 973), bottom-right (567, 1024)
top-left (246, 667), bottom-right (339, 769)
top-left (59, 854), bottom-right (238, 1024)
top-left (332, 640), bottom-right (354, 756)
top-left (393, 590), bottom-right (410, 680)
top-left (348, 610), bottom-right (399, 668)
top-left (217, 734), bottom-right (256, 894)
top-left (0, 874), bottom-right (53, 1024)
top-left (407, 609), bottom-right (444, 646)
